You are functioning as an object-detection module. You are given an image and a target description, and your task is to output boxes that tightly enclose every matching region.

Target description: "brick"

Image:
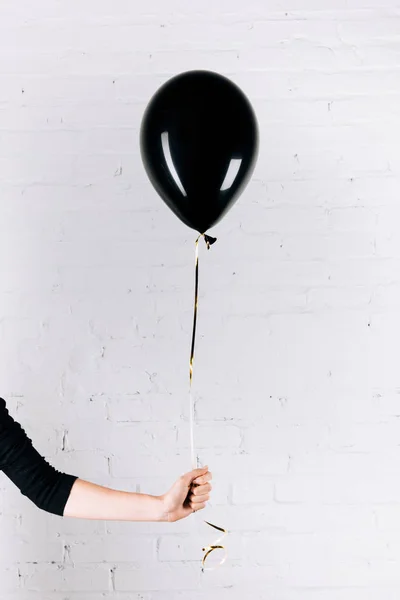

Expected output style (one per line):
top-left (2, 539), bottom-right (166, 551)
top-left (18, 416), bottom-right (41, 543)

top-left (68, 535), bottom-right (155, 564)
top-left (232, 478), bottom-right (274, 505)
top-left (114, 563), bottom-right (201, 591)
top-left (20, 564), bottom-right (111, 592)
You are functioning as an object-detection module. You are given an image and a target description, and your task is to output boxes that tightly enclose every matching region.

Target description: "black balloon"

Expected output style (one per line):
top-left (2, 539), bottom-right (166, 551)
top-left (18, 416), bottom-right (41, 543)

top-left (140, 70), bottom-right (259, 234)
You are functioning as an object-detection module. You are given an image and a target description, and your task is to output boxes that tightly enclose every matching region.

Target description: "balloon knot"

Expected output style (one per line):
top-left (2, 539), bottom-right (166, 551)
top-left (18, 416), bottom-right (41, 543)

top-left (203, 234), bottom-right (217, 248)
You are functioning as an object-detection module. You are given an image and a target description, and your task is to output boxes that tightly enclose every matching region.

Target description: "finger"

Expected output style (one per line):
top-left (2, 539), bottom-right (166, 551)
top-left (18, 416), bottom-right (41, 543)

top-left (191, 501), bottom-right (207, 512)
top-left (183, 485), bottom-right (209, 507)
top-left (192, 472), bottom-right (212, 486)
top-left (191, 483), bottom-right (212, 497)
top-left (191, 482), bottom-right (212, 496)
top-left (190, 492), bottom-right (210, 504)
top-left (187, 490), bottom-right (210, 503)
top-left (182, 466), bottom-right (209, 486)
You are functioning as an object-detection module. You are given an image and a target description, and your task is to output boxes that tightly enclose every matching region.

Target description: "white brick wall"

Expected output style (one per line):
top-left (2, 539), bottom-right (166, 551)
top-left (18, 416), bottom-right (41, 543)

top-left (1, 0), bottom-right (400, 597)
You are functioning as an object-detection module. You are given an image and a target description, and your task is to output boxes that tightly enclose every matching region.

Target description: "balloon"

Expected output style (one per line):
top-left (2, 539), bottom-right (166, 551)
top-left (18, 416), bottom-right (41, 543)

top-left (140, 70), bottom-right (259, 234)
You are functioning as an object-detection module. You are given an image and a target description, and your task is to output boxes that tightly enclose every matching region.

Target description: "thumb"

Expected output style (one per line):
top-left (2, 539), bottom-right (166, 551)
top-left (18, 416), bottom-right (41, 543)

top-left (181, 466), bottom-right (208, 486)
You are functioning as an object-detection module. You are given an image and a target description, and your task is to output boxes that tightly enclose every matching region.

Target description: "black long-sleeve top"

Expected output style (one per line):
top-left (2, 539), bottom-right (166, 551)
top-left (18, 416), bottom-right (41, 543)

top-left (0, 398), bottom-right (77, 516)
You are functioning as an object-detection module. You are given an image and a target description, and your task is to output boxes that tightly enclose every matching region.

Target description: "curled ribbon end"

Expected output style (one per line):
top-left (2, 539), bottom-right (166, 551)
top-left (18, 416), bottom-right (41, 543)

top-left (200, 520), bottom-right (228, 571)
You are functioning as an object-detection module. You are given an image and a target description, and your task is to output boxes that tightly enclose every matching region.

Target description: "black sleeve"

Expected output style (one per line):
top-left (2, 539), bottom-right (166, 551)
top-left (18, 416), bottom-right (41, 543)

top-left (0, 398), bottom-right (78, 516)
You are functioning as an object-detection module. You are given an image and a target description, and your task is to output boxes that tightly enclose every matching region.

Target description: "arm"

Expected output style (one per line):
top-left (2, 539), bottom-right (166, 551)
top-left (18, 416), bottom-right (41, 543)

top-left (0, 398), bottom-right (211, 521)
top-left (0, 398), bottom-right (77, 515)
top-left (63, 467), bottom-right (212, 522)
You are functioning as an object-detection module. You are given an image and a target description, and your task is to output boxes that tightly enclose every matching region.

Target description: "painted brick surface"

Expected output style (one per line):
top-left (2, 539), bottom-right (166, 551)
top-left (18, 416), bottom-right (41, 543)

top-left (1, 0), bottom-right (400, 597)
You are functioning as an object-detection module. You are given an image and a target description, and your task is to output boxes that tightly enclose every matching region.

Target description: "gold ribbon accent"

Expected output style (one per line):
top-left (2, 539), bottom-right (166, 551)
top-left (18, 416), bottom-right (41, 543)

top-left (201, 521), bottom-right (228, 571)
top-left (189, 233), bottom-right (228, 572)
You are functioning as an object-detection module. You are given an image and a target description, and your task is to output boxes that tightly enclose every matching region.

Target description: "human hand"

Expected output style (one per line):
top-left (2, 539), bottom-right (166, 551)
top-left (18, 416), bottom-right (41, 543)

top-left (160, 466), bottom-right (212, 522)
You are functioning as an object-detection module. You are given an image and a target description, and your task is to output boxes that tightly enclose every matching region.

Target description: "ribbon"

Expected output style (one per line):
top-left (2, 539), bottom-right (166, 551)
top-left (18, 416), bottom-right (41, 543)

top-left (188, 233), bottom-right (227, 571)
top-left (201, 521), bottom-right (228, 571)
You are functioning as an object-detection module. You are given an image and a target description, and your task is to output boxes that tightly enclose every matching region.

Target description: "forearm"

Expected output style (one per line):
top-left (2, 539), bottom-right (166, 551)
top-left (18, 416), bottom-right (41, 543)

top-left (63, 478), bottom-right (168, 522)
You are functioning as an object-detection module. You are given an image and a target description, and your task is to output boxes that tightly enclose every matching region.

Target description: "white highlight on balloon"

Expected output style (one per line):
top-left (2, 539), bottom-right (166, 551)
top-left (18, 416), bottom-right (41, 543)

top-left (161, 131), bottom-right (187, 197)
top-left (220, 158), bottom-right (242, 191)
